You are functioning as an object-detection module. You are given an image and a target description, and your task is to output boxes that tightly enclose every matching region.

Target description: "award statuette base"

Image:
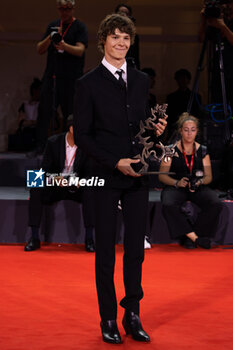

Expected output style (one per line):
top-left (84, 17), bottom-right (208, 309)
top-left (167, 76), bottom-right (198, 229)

top-left (139, 171), bottom-right (176, 175)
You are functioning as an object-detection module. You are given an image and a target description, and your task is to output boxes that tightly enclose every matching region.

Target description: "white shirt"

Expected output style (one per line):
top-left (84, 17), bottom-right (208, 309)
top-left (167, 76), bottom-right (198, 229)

top-left (102, 57), bottom-right (127, 85)
top-left (23, 101), bottom-right (39, 121)
top-left (62, 133), bottom-right (77, 175)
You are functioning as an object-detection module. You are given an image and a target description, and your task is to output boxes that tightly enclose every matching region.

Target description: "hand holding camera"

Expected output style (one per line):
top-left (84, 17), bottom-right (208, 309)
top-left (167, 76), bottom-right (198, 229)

top-left (203, 0), bottom-right (231, 19)
top-left (187, 171), bottom-right (204, 192)
top-left (54, 40), bottom-right (67, 53)
top-left (50, 27), bottom-right (65, 53)
top-left (202, 0), bottom-right (233, 29)
top-left (204, 0), bottom-right (223, 19)
top-left (176, 171), bottom-right (204, 192)
top-left (176, 177), bottom-right (189, 188)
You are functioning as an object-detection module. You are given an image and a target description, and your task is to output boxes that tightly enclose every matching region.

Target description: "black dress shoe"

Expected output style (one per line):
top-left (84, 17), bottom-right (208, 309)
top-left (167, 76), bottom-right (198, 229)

top-left (24, 238), bottom-right (41, 252)
top-left (85, 239), bottom-right (95, 252)
top-left (122, 311), bottom-right (150, 342)
top-left (195, 237), bottom-right (211, 249)
top-left (100, 320), bottom-right (122, 344)
top-left (183, 236), bottom-right (196, 249)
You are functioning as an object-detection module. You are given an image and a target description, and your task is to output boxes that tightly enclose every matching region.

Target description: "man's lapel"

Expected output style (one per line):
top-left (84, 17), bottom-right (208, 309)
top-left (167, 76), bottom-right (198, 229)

top-left (100, 63), bottom-right (137, 91)
top-left (127, 65), bottom-right (137, 91)
top-left (74, 148), bottom-right (82, 172)
top-left (100, 64), bottom-right (120, 88)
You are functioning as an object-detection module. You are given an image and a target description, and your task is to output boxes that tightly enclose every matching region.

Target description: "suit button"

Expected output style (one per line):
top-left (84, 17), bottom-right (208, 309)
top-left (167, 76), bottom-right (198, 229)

top-left (127, 104), bottom-right (130, 108)
top-left (129, 122), bottom-right (133, 127)
top-left (132, 141), bottom-right (136, 145)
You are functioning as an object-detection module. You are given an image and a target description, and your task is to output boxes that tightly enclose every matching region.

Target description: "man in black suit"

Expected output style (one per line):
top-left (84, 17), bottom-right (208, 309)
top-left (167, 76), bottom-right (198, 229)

top-left (74, 14), bottom-right (167, 344)
top-left (24, 116), bottom-right (95, 252)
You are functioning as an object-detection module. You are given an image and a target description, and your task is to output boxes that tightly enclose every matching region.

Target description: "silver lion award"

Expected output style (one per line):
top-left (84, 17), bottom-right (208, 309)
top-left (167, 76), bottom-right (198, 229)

top-left (134, 104), bottom-right (178, 175)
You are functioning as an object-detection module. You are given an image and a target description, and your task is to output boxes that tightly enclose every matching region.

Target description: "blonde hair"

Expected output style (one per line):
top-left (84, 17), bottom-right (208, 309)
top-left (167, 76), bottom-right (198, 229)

top-left (177, 112), bottom-right (199, 131)
top-left (57, 0), bottom-right (75, 6)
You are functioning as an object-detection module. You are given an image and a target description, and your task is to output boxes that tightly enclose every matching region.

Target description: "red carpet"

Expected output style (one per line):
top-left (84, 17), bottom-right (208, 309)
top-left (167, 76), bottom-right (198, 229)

top-left (1, 244), bottom-right (233, 350)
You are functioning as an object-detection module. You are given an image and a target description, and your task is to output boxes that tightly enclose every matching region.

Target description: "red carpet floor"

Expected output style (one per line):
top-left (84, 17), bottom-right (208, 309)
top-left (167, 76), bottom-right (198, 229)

top-left (1, 244), bottom-right (233, 350)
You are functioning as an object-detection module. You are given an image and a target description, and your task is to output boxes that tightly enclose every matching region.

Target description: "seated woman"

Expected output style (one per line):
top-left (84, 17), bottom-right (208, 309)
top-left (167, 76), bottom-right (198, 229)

top-left (158, 113), bottom-right (223, 249)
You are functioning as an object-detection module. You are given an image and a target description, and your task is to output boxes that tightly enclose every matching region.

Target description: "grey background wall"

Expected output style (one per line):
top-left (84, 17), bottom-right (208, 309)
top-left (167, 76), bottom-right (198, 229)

top-left (0, 0), bottom-right (205, 151)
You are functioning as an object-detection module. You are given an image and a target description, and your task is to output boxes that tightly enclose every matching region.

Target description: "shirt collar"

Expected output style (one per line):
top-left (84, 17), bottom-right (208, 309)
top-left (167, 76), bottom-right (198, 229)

top-left (102, 57), bottom-right (127, 79)
top-left (65, 132), bottom-right (77, 150)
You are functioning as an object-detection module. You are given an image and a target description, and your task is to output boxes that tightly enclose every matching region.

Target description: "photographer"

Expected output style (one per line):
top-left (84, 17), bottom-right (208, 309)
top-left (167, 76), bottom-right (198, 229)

top-left (199, 1), bottom-right (233, 112)
top-left (200, 1), bottom-right (233, 44)
top-left (158, 113), bottom-right (223, 249)
top-left (33, 0), bottom-right (88, 155)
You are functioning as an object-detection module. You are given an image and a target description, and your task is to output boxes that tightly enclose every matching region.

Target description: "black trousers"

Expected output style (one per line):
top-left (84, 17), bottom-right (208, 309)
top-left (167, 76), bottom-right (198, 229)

top-left (93, 185), bottom-right (149, 321)
top-left (28, 187), bottom-right (95, 229)
top-left (161, 186), bottom-right (223, 239)
top-left (36, 76), bottom-right (76, 148)
top-left (222, 143), bottom-right (233, 190)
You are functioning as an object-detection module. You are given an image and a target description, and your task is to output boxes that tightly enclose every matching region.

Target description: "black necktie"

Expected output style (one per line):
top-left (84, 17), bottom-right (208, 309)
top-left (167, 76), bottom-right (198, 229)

top-left (116, 70), bottom-right (126, 88)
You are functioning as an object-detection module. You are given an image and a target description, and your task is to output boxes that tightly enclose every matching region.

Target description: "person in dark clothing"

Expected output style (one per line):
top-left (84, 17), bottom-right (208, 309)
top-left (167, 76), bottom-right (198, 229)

top-left (199, 2), bottom-right (233, 191)
top-left (8, 78), bottom-right (41, 152)
top-left (199, 1), bottom-right (233, 115)
top-left (73, 14), bottom-right (167, 344)
top-left (24, 116), bottom-right (95, 252)
top-left (115, 3), bottom-right (140, 69)
top-left (159, 113), bottom-right (222, 249)
top-left (166, 69), bottom-right (201, 142)
top-left (33, 0), bottom-right (88, 155)
top-left (141, 67), bottom-right (157, 109)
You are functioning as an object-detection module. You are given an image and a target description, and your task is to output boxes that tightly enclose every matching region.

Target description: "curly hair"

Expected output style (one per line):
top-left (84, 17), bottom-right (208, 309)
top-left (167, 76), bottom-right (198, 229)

top-left (97, 14), bottom-right (136, 53)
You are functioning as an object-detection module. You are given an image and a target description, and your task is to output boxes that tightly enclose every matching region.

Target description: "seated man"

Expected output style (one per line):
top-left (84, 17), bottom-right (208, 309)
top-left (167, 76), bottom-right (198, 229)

top-left (24, 115), bottom-right (95, 252)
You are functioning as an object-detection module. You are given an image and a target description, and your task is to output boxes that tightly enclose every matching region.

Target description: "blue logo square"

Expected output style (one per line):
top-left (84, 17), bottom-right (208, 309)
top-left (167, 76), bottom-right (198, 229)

top-left (27, 169), bottom-right (45, 188)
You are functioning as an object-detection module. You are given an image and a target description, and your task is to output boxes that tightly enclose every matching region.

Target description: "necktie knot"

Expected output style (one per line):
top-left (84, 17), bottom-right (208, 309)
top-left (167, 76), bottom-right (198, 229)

top-left (116, 70), bottom-right (126, 88)
top-left (116, 69), bottom-right (123, 78)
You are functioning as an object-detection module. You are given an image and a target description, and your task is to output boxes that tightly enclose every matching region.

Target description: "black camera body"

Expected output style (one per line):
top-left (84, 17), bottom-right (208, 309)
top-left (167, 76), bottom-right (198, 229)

top-left (204, 0), bottom-right (222, 18)
top-left (187, 171), bottom-right (204, 191)
top-left (50, 31), bottom-right (62, 44)
top-left (204, 0), bottom-right (231, 18)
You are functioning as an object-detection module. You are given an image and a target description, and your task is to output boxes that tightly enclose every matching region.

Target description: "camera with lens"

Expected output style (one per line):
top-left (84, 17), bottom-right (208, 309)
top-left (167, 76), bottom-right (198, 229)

top-left (50, 27), bottom-right (62, 44)
top-left (187, 170), bottom-right (204, 191)
top-left (204, 0), bottom-right (230, 18)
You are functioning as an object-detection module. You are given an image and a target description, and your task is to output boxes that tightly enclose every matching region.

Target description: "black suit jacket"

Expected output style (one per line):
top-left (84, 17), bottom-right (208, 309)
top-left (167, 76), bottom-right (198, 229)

top-left (73, 64), bottom-right (156, 188)
top-left (41, 132), bottom-right (87, 177)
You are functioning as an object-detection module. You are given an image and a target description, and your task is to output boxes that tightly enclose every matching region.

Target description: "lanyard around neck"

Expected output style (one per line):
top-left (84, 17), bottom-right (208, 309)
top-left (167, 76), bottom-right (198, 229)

top-left (60, 17), bottom-right (74, 39)
top-left (181, 141), bottom-right (195, 174)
